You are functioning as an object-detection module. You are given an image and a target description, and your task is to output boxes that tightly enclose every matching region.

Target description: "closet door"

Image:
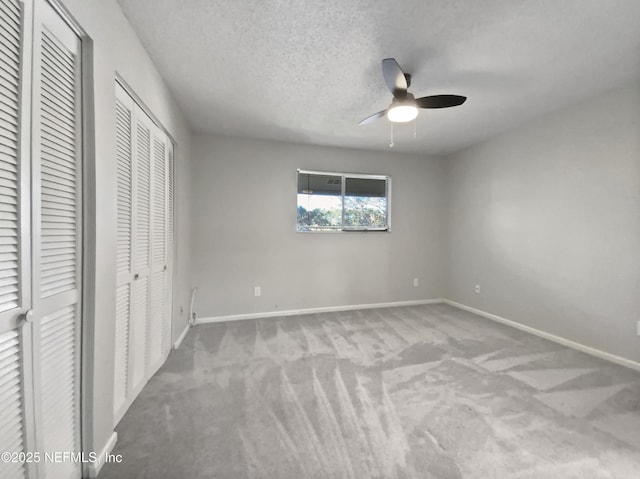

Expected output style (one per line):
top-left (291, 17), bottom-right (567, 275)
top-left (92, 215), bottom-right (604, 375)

top-left (148, 126), bottom-right (167, 371)
top-left (0, 1), bottom-right (35, 478)
top-left (31, 2), bottom-right (82, 479)
top-left (164, 141), bottom-right (174, 354)
top-left (130, 103), bottom-right (153, 397)
top-left (114, 83), bottom-right (133, 416)
top-left (113, 84), bottom-right (174, 422)
top-left (114, 86), bottom-right (155, 418)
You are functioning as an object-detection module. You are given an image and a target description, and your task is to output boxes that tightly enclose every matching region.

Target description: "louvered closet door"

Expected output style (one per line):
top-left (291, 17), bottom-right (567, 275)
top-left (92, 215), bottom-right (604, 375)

top-left (130, 105), bottom-right (153, 396)
top-left (163, 141), bottom-right (174, 355)
top-left (31, 2), bottom-right (82, 479)
top-left (113, 83), bottom-right (174, 424)
top-left (114, 83), bottom-right (134, 416)
top-left (0, 1), bottom-right (35, 478)
top-left (148, 126), bottom-right (168, 371)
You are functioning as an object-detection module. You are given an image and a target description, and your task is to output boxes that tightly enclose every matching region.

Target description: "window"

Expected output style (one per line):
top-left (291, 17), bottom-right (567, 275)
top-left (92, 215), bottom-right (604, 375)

top-left (297, 170), bottom-right (391, 232)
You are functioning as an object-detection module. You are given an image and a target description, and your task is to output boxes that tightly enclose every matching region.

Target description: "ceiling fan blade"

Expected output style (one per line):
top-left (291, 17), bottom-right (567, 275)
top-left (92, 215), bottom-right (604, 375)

top-left (382, 58), bottom-right (407, 98)
top-left (416, 94), bottom-right (467, 109)
top-left (358, 110), bottom-right (387, 126)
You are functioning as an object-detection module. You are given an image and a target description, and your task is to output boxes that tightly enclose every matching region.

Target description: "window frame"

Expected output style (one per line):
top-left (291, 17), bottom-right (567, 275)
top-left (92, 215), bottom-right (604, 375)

top-left (296, 169), bottom-right (392, 233)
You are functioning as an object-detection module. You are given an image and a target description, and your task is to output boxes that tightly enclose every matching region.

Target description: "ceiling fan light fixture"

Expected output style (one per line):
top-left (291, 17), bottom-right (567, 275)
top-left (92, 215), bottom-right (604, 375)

top-left (358, 58), bottom-right (466, 127)
top-left (387, 104), bottom-right (418, 123)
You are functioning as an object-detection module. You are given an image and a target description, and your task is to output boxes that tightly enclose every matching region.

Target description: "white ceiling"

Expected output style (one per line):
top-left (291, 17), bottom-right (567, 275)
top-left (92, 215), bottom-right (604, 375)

top-left (116, 0), bottom-right (640, 155)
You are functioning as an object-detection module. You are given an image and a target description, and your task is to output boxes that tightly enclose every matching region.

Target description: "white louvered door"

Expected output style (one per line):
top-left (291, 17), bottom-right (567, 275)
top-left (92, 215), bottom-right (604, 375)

top-left (130, 106), bottom-right (152, 397)
top-left (0, 1), bottom-right (35, 478)
top-left (163, 141), bottom-right (174, 355)
top-left (148, 128), bottom-right (167, 371)
top-left (113, 83), bottom-right (174, 423)
top-left (1, 1), bottom-right (83, 479)
top-left (114, 83), bottom-right (133, 415)
top-left (31, 2), bottom-right (82, 479)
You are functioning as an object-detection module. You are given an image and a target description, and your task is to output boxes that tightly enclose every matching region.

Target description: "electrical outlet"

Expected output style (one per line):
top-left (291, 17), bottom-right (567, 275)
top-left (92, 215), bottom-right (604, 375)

top-left (475, 284), bottom-right (481, 294)
top-left (413, 278), bottom-right (419, 287)
top-left (254, 286), bottom-right (261, 297)
top-left (637, 321), bottom-right (640, 337)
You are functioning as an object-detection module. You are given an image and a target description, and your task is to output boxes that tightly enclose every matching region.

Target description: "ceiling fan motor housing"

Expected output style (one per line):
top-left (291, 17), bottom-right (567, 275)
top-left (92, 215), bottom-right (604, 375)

top-left (391, 92), bottom-right (416, 108)
top-left (404, 73), bottom-right (411, 89)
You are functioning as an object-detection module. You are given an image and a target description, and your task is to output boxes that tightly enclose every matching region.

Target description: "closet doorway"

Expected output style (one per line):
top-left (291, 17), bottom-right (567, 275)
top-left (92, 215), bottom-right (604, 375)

top-left (113, 80), bottom-right (175, 423)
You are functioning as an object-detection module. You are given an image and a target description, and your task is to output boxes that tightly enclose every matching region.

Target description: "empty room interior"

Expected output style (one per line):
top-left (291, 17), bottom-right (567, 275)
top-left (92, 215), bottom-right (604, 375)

top-left (1, 0), bottom-right (640, 478)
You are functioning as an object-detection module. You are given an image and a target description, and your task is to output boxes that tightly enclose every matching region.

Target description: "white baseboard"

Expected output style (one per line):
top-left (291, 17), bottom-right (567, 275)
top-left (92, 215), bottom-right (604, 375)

top-left (86, 431), bottom-right (118, 478)
top-left (173, 322), bottom-right (190, 349)
top-left (196, 298), bottom-right (444, 324)
top-left (195, 297), bottom-right (640, 372)
top-left (444, 299), bottom-right (640, 372)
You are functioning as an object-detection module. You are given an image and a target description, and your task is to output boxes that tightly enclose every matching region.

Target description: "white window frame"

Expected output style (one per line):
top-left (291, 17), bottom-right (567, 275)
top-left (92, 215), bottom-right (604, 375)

top-left (297, 169), bottom-right (392, 232)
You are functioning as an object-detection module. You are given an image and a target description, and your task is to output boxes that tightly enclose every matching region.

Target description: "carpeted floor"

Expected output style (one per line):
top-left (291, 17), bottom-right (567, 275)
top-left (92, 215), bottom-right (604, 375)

top-left (98, 303), bottom-right (640, 478)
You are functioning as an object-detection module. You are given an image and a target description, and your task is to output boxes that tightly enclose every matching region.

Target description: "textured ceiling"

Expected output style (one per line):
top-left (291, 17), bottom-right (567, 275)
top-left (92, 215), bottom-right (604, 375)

top-left (116, 0), bottom-right (640, 155)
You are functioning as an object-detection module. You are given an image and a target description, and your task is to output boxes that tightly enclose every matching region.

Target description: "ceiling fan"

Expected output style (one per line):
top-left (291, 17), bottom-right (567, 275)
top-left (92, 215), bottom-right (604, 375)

top-left (358, 58), bottom-right (467, 125)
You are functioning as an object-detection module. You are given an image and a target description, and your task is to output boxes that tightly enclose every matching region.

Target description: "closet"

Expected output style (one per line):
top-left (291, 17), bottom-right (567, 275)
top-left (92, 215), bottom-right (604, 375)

top-left (113, 82), bottom-right (174, 422)
top-left (0, 0), bottom-right (83, 478)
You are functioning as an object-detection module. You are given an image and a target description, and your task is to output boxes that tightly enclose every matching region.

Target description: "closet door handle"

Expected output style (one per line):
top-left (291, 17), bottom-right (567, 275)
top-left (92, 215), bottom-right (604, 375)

top-left (134, 273), bottom-right (140, 280)
top-left (18, 310), bottom-right (34, 327)
top-left (163, 265), bottom-right (167, 272)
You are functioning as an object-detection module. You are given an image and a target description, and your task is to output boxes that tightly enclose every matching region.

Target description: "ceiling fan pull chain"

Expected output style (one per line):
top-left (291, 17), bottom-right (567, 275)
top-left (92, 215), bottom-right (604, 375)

top-left (389, 122), bottom-right (394, 148)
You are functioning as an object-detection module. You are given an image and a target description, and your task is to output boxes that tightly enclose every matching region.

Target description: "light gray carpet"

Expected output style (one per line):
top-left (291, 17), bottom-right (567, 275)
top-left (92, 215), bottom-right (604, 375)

top-left (98, 304), bottom-right (640, 478)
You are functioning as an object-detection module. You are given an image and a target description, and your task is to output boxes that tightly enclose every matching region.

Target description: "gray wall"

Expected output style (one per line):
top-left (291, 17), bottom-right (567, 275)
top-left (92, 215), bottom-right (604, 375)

top-left (190, 135), bottom-right (446, 318)
top-left (445, 81), bottom-right (640, 363)
top-left (60, 0), bottom-right (192, 459)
